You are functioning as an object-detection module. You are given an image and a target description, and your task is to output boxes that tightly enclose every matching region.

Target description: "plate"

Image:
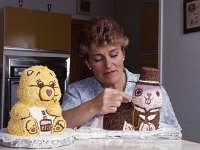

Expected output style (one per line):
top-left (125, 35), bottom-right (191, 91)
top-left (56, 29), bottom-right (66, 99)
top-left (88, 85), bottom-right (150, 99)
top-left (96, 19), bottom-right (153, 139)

top-left (0, 128), bottom-right (75, 149)
top-left (74, 124), bottom-right (182, 140)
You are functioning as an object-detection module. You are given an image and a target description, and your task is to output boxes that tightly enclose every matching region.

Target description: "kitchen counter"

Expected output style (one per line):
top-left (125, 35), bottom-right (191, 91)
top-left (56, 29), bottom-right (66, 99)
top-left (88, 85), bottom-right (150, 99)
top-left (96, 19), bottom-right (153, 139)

top-left (0, 139), bottom-right (199, 150)
top-left (0, 127), bottom-right (199, 150)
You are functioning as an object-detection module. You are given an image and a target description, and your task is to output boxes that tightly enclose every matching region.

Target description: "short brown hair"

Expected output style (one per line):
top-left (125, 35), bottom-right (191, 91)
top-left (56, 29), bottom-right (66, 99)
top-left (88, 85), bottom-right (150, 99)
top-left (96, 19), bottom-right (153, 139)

top-left (78, 17), bottom-right (129, 59)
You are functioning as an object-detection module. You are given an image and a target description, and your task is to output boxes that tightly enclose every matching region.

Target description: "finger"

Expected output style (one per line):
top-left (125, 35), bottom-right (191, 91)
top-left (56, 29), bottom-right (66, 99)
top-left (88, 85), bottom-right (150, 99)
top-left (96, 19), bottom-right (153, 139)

top-left (109, 89), bottom-right (132, 102)
top-left (108, 99), bottom-right (121, 108)
top-left (116, 91), bottom-right (131, 103)
top-left (107, 107), bottom-right (117, 113)
top-left (110, 94), bottom-right (129, 105)
top-left (122, 98), bottom-right (130, 103)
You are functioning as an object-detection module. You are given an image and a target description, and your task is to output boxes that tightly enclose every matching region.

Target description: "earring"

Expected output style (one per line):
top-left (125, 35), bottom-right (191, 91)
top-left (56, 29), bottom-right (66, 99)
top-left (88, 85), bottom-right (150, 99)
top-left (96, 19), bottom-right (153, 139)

top-left (123, 58), bottom-right (125, 61)
top-left (89, 67), bottom-right (92, 70)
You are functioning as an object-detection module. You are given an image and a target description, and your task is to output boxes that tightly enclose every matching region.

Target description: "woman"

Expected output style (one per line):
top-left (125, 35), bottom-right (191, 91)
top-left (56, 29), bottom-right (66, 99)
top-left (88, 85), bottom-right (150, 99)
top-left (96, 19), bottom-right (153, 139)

top-left (62, 17), bottom-right (181, 131)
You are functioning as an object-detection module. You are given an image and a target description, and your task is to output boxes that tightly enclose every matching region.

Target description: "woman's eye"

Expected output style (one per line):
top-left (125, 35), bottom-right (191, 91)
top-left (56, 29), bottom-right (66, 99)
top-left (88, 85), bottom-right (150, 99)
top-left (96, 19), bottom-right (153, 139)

top-left (135, 88), bottom-right (143, 96)
top-left (110, 54), bottom-right (118, 58)
top-left (93, 56), bottom-right (103, 62)
top-left (110, 52), bottom-right (118, 58)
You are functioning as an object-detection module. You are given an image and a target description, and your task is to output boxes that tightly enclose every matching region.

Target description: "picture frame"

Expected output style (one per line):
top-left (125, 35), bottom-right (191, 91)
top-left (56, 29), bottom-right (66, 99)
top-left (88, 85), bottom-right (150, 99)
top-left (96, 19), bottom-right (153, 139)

top-left (184, 0), bottom-right (200, 33)
top-left (76, 0), bottom-right (91, 15)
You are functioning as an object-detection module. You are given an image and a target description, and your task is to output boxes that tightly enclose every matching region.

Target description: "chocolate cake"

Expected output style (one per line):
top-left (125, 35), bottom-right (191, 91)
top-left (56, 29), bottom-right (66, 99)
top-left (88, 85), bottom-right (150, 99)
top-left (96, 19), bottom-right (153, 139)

top-left (103, 103), bottom-right (132, 130)
top-left (132, 67), bottom-right (163, 131)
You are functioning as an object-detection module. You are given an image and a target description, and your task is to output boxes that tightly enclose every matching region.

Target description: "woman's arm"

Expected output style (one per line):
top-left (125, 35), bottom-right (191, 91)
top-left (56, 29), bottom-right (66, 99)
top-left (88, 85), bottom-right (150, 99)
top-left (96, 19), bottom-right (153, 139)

top-left (62, 99), bottom-right (97, 128)
top-left (62, 88), bottom-right (131, 128)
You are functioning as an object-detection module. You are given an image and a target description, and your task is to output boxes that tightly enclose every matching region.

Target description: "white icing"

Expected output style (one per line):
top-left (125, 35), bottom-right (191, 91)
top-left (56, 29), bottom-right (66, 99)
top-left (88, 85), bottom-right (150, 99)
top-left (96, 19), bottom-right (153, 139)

top-left (150, 108), bottom-right (160, 113)
top-left (148, 114), bottom-right (156, 121)
top-left (139, 122), bottom-right (155, 131)
top-left (123, 121), bottom-right (135, 131)
top-left (139, 114), bottom-right (145, 120)
top-left (28, 106), bottom-right (55, 134)
top-left (138, 80), bottom-right (159, 84)
top-left (135, 106), bottom-right (146, 113)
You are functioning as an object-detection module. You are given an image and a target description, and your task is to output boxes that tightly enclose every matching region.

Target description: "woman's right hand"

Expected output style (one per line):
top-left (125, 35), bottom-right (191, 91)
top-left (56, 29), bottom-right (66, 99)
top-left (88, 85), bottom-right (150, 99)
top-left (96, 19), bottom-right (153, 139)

top-left (91, 88), bottom-right (131, 115)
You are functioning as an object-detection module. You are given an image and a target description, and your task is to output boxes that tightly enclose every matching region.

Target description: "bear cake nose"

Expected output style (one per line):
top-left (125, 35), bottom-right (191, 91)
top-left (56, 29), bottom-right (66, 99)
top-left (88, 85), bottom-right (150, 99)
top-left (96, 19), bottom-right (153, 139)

top-left (46, 89), bottom-right (52, 97)
top-left (147, 93), bottom-right (152, 98)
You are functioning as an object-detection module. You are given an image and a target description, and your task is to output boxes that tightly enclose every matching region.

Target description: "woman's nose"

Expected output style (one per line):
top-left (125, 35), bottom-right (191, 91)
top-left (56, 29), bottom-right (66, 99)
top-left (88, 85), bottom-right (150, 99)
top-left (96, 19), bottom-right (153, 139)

top-left (105, 58), bottom-right (112, 68)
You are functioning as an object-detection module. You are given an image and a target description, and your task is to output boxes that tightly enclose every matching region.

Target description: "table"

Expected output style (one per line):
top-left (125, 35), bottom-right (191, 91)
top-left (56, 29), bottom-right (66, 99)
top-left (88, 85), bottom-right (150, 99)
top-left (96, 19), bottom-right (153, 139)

top-left (0, 139), bottom-right (199, 150)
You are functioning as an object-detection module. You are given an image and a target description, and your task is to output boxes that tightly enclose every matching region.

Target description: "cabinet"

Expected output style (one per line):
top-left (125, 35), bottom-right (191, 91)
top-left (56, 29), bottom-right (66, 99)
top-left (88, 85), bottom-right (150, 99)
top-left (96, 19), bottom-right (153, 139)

top-left (3, 7), bottom-right (38, 49)
top-left (2, 7), bottom-right (71, 52)
top-left (70, 19), bottom-right (92, 83)
top-left (38, 11), bottom-right (71, 51)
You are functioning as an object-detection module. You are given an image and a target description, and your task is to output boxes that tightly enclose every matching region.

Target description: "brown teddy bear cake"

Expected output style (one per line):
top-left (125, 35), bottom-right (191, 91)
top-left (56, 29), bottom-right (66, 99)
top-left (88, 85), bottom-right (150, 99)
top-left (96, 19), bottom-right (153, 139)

top-left (103, 103), bottom-right (132, 130)
top-left (7, 65), bottom-right (67, 136)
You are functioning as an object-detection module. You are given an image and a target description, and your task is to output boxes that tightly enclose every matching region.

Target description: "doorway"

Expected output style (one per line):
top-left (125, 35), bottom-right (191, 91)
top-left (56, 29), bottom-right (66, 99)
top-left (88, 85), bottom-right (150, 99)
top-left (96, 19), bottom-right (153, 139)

top-left (70, 19), bottom-right (92, 83)
top-left (139, 2), bottom-right (158, 69)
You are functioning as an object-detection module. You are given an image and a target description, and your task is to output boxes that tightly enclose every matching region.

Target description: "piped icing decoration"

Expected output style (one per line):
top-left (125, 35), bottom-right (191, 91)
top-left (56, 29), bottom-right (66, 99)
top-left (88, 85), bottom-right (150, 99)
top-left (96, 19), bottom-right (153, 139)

top-left (27, 70), bottom-right (34, 76)
top-left (40, 110), bottom-right (52, 132)
top-left (7, 65), bottom-right (67, 136)
top-left (131, 67), bottom-right (163, 131)
top-left (137, 67), bottom-right (160, 86)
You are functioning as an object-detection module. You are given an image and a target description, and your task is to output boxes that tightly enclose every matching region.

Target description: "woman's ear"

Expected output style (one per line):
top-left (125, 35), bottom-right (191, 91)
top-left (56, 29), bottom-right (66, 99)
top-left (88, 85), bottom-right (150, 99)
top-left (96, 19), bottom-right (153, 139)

top-left (85, 60), bottom-right (92, 70)
top-left (122, 49), bottom-right (125, 60)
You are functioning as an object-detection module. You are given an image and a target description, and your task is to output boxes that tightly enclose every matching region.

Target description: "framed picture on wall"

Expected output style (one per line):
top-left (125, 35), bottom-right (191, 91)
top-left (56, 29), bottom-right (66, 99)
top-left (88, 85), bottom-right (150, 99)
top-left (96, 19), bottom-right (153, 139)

top-left (77, 0), bottom-right (91, 15)
top-left (184, 0), bottom-right (200, 33)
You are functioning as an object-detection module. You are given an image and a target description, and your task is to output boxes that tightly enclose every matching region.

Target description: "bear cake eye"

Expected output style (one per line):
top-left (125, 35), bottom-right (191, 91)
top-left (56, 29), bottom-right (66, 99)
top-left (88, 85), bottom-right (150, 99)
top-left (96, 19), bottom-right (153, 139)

top-left (49, 81), bottom-right (55, 88)
top-left (37, 81), bottom-right (44, 88)
top-left (135, 88), bottom-right (143, 96)
top-left (156, 91), bottom-right (160, 97)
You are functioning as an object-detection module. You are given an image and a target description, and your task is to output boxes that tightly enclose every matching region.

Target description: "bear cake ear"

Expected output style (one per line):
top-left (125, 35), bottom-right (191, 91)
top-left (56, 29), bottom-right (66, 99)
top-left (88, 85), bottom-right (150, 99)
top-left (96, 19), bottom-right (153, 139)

top-left (27, 70), bottom-right (34, 76)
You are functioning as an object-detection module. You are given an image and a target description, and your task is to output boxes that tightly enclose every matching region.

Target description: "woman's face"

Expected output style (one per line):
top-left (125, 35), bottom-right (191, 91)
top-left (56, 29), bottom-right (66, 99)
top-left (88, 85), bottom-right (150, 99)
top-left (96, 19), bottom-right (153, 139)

top-left (87, 45), bottom-right (125, 87)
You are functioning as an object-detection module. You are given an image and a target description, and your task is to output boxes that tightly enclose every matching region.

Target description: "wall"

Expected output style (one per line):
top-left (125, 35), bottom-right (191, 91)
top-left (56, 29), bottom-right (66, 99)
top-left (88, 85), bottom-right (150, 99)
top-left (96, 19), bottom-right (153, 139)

top-left (0, 0), bottom-right (114, 20)
top-left (114, 0), bottom-right (158, 73)
top-left (160, 0), bottom-right (200, 142)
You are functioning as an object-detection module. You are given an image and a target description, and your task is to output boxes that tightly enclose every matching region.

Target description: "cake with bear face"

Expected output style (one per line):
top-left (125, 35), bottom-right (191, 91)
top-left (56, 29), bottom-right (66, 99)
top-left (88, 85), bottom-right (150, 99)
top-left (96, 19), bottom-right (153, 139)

top-left (132, 67), bottom-right (163, 131)
top-left (103, 67), bottom-right (163, 131)
top-left (7, 65), bottom-right (67, 136)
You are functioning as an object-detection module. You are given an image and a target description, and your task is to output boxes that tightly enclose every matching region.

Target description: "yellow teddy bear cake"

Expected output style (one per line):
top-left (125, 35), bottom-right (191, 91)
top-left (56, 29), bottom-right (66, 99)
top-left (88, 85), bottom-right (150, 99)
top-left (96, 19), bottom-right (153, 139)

top-left (7, 65), bottom-right (67, 136)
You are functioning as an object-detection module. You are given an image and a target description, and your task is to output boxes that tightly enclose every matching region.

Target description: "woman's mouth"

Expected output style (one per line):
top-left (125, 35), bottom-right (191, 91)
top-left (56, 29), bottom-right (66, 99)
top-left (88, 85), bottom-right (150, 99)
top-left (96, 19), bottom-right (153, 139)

top-left (104, 70), bottom-right (116, 75)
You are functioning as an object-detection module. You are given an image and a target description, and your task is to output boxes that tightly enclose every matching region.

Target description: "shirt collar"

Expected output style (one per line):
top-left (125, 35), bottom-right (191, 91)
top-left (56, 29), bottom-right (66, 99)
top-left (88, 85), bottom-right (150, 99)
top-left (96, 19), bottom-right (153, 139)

top-left (124, 68), bottom-right (140, 83)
